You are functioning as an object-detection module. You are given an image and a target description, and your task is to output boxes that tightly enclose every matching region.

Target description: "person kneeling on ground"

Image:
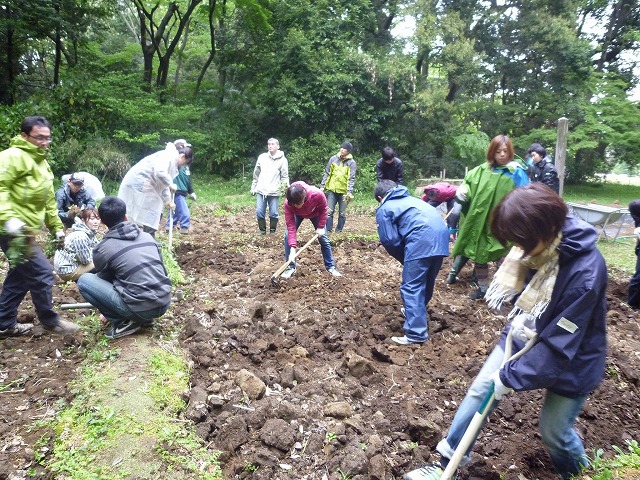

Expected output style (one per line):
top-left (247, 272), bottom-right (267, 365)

top-left (375, 180), bottom-right (449, 345)
top-left (77, 197), bottom-right (172, 339)
top-left (54, 207), bottom-right (101, 281)
top-left (280, 181), bottom-right (342, 279)
top-left (402, 183), bottom-right (607, 480)
top-left (55, 172), bottom-right (96, 229)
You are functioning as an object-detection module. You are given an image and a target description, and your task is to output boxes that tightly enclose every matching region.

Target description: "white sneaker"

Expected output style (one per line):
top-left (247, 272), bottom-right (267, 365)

top-left (280, 267), bottom-right (296, 279)
top-left (391, 335), bottom-right (425, 345)
top-left (328, 267), bottom-right (342, 277)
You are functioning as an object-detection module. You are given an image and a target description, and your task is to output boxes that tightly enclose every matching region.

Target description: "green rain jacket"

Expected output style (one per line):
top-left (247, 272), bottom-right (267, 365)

top-left (0, 136), bottom-right (64, 233)
top-left (451, 161), bottom-right (529, 264)
top-left (321, 153), bottom-right (357, 194)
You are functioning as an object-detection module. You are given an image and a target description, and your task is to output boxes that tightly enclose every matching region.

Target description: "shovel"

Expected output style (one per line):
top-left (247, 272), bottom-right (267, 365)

top-left (168, 190), bottom-right (175, 249)
top-left (270, 233), bottom-right (319, 286)
top-left (440, 328), bottom-right (538, 480)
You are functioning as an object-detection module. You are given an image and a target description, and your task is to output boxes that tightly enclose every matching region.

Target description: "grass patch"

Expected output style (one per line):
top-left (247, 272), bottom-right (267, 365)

top-left (161, 242), bottom-right (186, 285)
top-left (597, 240), bottom-right (637, 276)
top-left (38, 340), bottom-right (221, 479)
top-left (583, 440), bottom-right (640, 479)
top-left (563, 182), bottom-right (640, 206)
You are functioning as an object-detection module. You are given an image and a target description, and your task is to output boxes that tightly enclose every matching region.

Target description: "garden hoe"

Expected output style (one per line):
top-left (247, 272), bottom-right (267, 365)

top-left (270, 233), bottom-right (319, 287)
top-left (440, 327), bottom-right (538, 480)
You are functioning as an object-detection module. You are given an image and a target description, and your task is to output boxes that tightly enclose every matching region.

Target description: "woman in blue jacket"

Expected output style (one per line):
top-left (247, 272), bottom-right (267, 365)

top-left (403, 183), bottom-right (607, 480)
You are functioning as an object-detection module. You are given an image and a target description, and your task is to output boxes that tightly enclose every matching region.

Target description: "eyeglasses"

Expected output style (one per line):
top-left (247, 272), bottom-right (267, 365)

top-left (28, 135), bottom-right (53, 143)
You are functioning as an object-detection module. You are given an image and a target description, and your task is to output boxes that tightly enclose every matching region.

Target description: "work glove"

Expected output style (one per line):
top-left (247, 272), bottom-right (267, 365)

top-left (345, 192), bottom-right (354, 204)
top-left (510, 313), bottom-right (537, 343)
top-left (455, 184), bottom-right (469, 203)
top-left (165, 200), bottom-right (176, 210)
top-left (491, 370), bottom-right (513, 400)
top-left (68, 205), bottom-right (81, 219)
top-left (635, 226), bottom-right (640, 241)
top-left (190, 192), bottom-right (197, 201)
top-left (315, 227), bottom-right (325, 236)
top-left (55, 230), bottom-right (66, 248)
top-left (288, 247), bottom-right (296, 263)
top-left (170, 183), bottom-right (178, 192)
top-left (4, 218), bottom-right (26, 236)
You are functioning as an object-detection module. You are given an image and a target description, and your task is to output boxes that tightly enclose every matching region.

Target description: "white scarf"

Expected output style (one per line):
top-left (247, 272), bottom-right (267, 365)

top-left (485, 233), bottom-right (562, 320)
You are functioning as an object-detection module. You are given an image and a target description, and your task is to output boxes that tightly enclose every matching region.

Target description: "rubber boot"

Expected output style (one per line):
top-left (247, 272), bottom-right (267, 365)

top-left (336, 215), bottom-right (346, 233)
top-left (446, 255), bottom-right (467, 284)
top-left (257, 218), bottom-right (267, 235)
top-left (269, 218), bottom-right (278, 234)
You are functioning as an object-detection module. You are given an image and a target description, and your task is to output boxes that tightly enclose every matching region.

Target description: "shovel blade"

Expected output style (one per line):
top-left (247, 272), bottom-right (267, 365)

top-left (270, 275), bottom-right (281, 287)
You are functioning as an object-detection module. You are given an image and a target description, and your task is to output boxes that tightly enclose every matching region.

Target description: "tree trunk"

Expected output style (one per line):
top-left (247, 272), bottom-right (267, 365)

top-left (195, 0), bottom-right (217, 96)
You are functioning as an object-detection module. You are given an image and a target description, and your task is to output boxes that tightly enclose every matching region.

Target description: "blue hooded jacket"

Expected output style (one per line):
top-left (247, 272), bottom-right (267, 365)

top-left (376, 185), bottom-right (450, 264)
top-left (500, 214), bottom-right (607, 397)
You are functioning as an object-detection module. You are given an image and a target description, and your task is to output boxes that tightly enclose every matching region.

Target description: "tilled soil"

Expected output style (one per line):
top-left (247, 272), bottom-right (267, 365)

top-left (1, 205), bottom-right (639, 480)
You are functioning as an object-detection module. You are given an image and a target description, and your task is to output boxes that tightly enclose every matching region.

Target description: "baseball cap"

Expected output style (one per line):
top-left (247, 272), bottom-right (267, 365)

top-left (174, 138), bottom-right (192, 148)
top-left (70, 173), bottom-right (85, 185)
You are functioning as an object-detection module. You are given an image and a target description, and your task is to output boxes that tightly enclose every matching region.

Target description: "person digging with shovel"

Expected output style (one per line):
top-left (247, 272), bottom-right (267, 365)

top-left (280, 181), bottom-right (342, 279)
top-left (374, 180), bottom-right (449, 345)
top-left (403, 183), bottom-right (608, 480)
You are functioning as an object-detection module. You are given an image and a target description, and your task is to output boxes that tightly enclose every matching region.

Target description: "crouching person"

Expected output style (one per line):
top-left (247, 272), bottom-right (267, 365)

top-left (78, 197), bottom-right (172, 339)
top-left (375, 180), bottom-right (449, 345)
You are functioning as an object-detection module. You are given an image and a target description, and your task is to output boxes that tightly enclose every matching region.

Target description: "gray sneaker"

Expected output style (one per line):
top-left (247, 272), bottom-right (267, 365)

top-left (328, 267), bottom-right (342, 277)
top-left (43, 319), bottom-right (81, 334)
top-left (403, 463), bottom-right (457, 480)
top-left (0, 323), bottom-right (34, 339)
top-left (280, 267), bottom-right (296, 279)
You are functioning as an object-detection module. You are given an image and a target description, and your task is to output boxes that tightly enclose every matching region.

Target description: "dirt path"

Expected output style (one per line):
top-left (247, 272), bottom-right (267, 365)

top-left (1, 205), bottom-right (639, 480)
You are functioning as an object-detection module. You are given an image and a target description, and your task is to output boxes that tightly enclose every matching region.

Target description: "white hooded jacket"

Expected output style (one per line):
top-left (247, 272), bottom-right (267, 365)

top-left (118, 143), bottom-right (179, 229)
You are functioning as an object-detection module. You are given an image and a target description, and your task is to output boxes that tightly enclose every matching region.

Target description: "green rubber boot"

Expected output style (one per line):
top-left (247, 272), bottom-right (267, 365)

top-left (258, 218), bottom-right (267, 235)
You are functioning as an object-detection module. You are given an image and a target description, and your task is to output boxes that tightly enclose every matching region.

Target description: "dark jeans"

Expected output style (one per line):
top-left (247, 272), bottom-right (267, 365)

top-left (0, 235), bottom-right (59, 329)
top-left (77, 273), bottom-right (169, 326)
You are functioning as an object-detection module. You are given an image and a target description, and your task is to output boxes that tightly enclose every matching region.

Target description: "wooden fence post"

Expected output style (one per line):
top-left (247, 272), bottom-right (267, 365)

top-left (555, 117), bottom-right (568, 197)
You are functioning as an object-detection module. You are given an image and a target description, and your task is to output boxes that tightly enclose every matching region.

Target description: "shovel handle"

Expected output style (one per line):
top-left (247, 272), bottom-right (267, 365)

top-left (440, 329), bottom-right (538, 480)
top-left (168, 190), bottom-right (175, 249)
top-left (272, 233), bottom-right (320, 279)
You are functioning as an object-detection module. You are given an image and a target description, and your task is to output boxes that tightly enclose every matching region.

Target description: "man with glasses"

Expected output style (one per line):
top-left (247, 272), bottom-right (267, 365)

top-left (0, 115), bottom-right (81, 338)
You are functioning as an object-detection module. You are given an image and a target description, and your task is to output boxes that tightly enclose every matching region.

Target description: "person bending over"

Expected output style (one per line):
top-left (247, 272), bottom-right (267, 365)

top-left (403, 183), bottom-right (607, 480)
top-left (375, 180), bottom-right (449, 345)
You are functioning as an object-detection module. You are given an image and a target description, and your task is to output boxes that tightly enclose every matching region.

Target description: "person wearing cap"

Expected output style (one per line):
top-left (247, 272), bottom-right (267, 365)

top-left (55, 172), bottom-right (97, 229)
top-left (0, 115), bottom-right (80, 338)
top-left (118, 141), bottom-right (193, 237)
top-left (526, 143), bottom-right (559, 194)
top-left (320, 141), bottom-right (357, 233)
top-left (166, 139), bottom-right (197, 234)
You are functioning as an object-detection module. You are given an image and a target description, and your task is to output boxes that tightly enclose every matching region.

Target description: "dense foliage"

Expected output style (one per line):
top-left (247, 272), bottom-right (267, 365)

top-left (1, 0), bottom-right (639, 187)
